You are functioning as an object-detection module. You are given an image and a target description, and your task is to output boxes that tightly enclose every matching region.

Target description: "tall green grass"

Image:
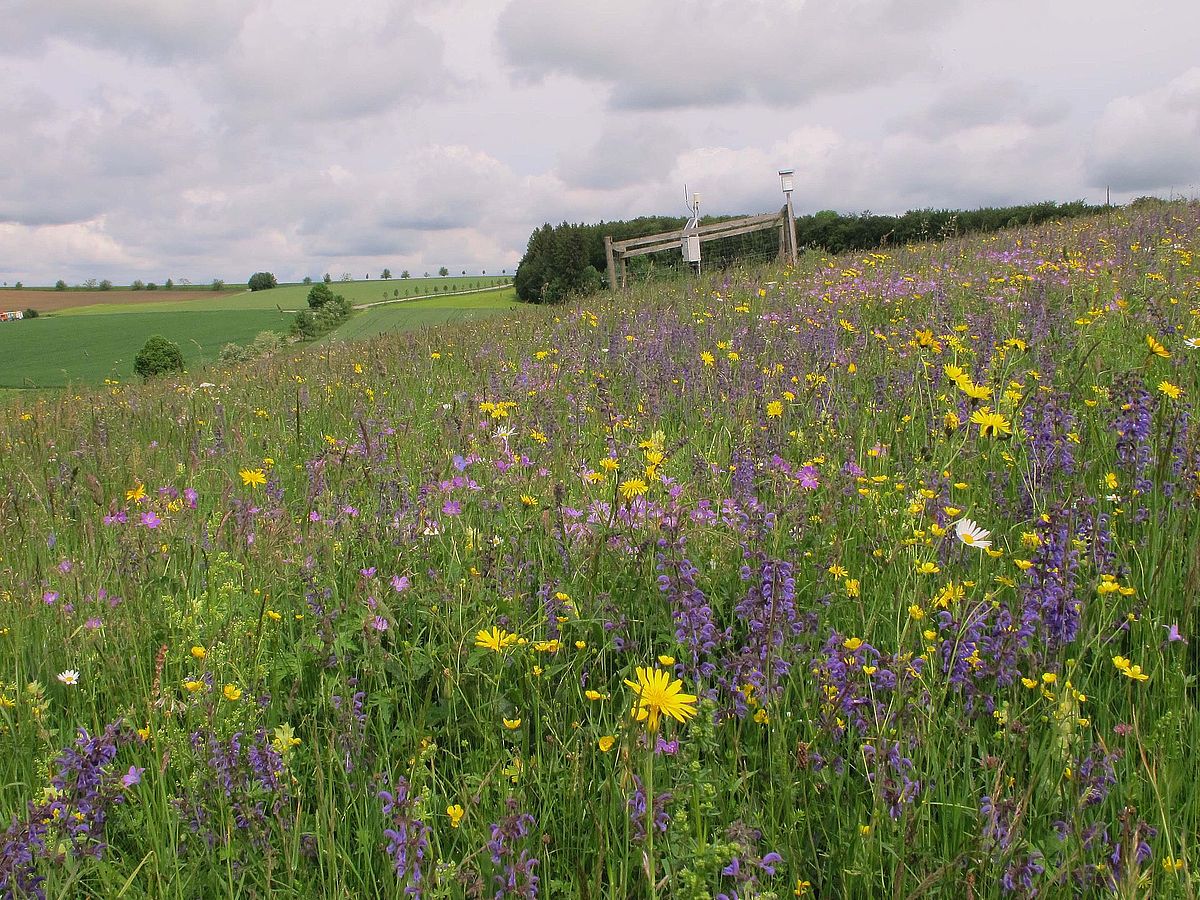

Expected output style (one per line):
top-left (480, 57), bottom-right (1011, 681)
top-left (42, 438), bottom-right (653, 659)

top-left (0, 206), bottom-right (1197, 898)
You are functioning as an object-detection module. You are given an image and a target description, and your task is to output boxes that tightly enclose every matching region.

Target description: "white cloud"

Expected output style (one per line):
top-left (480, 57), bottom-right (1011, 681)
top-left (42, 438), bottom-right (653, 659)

top-left (0, 219), bottom-right (144, 282)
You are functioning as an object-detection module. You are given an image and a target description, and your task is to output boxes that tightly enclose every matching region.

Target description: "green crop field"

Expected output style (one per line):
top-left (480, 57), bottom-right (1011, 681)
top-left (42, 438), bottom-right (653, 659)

top-left (321, 288), bottom-right (522, 343)
top-left (270, 275), bottom-right (512, 310)
top-left (0, 308), bottom-right (292, 387)
top-left (1, 284), bottom-right (519, 388)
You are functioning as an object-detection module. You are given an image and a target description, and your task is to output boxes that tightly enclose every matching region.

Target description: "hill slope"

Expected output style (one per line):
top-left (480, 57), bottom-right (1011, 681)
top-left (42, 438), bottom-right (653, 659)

top-left (0, 205), bottom-right (1197, 897)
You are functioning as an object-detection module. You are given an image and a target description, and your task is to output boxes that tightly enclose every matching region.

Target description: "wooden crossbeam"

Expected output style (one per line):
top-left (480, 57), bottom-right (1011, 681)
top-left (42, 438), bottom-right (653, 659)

top-left (605, 208), bottom-right (787, 290)
top-left (610, 211), bottom-right (781, 253)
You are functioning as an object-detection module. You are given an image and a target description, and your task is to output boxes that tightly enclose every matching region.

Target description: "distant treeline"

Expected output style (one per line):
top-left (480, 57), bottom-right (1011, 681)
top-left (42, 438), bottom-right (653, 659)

top-left (514, 199), bottom-right (1103, 303)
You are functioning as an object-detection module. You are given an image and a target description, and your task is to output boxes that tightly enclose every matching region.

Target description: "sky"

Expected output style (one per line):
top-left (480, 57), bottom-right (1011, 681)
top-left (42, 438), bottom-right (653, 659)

top-left (2, 0), bottom-right (1200, 286)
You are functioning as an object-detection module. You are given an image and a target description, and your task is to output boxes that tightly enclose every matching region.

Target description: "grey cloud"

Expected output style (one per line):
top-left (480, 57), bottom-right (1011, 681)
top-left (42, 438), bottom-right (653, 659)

top-left (1087, 68), bottom-right (1200, 193)
top-left (497, 0), bottom-right (963, 110)
top-left (210, 2), bottom-right (457, 126)
top-left (891, 80), bottom-right (1067, 135)
top-left (557, 121), bottom-right (682, 190)
top-left (0, 0), bottom-right (250, 62)
top-left (0, 87), bottom-right (206, 227)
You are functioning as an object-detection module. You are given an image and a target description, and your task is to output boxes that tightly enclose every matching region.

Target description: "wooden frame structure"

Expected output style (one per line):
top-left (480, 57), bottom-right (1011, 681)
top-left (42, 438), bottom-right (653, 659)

top-left (604, 207), bottom-right (797, 290)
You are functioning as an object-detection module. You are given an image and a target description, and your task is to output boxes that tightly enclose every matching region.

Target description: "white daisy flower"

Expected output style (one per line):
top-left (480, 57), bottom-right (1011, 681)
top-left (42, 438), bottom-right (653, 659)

top-left (954, 517), bottom-right (992, 549)
top-left (57, 669), bottom-right (80, 686)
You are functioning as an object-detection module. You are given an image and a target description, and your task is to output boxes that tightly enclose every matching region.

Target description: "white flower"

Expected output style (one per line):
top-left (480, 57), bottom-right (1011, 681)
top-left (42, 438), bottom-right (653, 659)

top-left (954, 517), bottom-right (992, 549)
top-left (57, 669), bottom-right (80, 686)
top-left (1184, 337), bottom-right (1200, 350)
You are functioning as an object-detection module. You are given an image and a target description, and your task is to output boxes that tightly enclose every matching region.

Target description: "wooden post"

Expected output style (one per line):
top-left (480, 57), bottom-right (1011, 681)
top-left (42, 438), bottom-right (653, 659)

top-left (778, 222), bottom-right (786, 264)
top-left (618, 255), bottom-right (627, 290)
top-left (604, 236), bottom-right (618, 291)
top-left (784, 199), bottom-right (798, 267)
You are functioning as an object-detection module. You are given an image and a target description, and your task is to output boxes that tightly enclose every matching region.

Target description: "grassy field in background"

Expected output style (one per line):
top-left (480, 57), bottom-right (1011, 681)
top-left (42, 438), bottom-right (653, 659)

top-left (49, 276), bottom-right (512, 316)
top-left (0, 286), bottom-right (520, 387)
top-left (321, 288), bottom-right (521, 343)
top-left (2, 288), bottom-right (243, 315)
top-left (0, 308), bottom-right (293, 387)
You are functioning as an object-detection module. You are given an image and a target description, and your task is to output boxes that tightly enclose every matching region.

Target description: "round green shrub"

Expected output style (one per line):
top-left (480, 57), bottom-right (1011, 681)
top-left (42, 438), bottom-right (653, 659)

top-left (247, 272), bottom-right (277, 291)
top-left (134, 335), bottom-right (185, 379)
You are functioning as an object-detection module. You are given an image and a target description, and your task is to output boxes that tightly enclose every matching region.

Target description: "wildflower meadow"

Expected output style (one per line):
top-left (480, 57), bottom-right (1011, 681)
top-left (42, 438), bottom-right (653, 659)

top-left (1, 202), bottom-right (1198, 898)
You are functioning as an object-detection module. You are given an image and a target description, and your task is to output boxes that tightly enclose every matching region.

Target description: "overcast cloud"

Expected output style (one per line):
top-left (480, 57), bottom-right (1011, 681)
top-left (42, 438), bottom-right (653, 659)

top-left (2, 0), bottom-right (1199, 285)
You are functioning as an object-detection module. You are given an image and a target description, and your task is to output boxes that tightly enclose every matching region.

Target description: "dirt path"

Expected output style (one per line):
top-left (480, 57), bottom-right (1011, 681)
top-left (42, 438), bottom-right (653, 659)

top-left (350, 284), bottom-right (511, 310)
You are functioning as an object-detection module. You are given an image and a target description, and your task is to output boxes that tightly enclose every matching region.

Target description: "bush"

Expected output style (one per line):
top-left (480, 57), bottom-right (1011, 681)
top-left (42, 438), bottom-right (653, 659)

top-left (211, 279), bottom-right (225, 291)
top-left (248, 272), bottom-right (277, 292)
top-left (165, 278), bottom-right (174, 289)
top-left (290, 295), bottom-right (350, 340)
top-left (23, 308), bottom-right (38, 319)
top-left (307, 283), bottom-right (335, 308)
top-left (290, 310), bottom-right (317, 339)
top-left (55, 280), bottom-right (67, 291)
top-left (131, 280), bottom-right (145, 291)
top-left (100, 279), bottom-right (113, 291)
top-left (218, 342), bottom-right (247, 363)
top-left (14, 281), bottom-right (22, 289)
top-left (302, 276), bottom-right (312, 285)
top-left (249, 330), bottom-right (284, 357)
top-left (146, 282), bottom-right (158, 291)
top-left (134, 335), bottom-right (184, 379)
